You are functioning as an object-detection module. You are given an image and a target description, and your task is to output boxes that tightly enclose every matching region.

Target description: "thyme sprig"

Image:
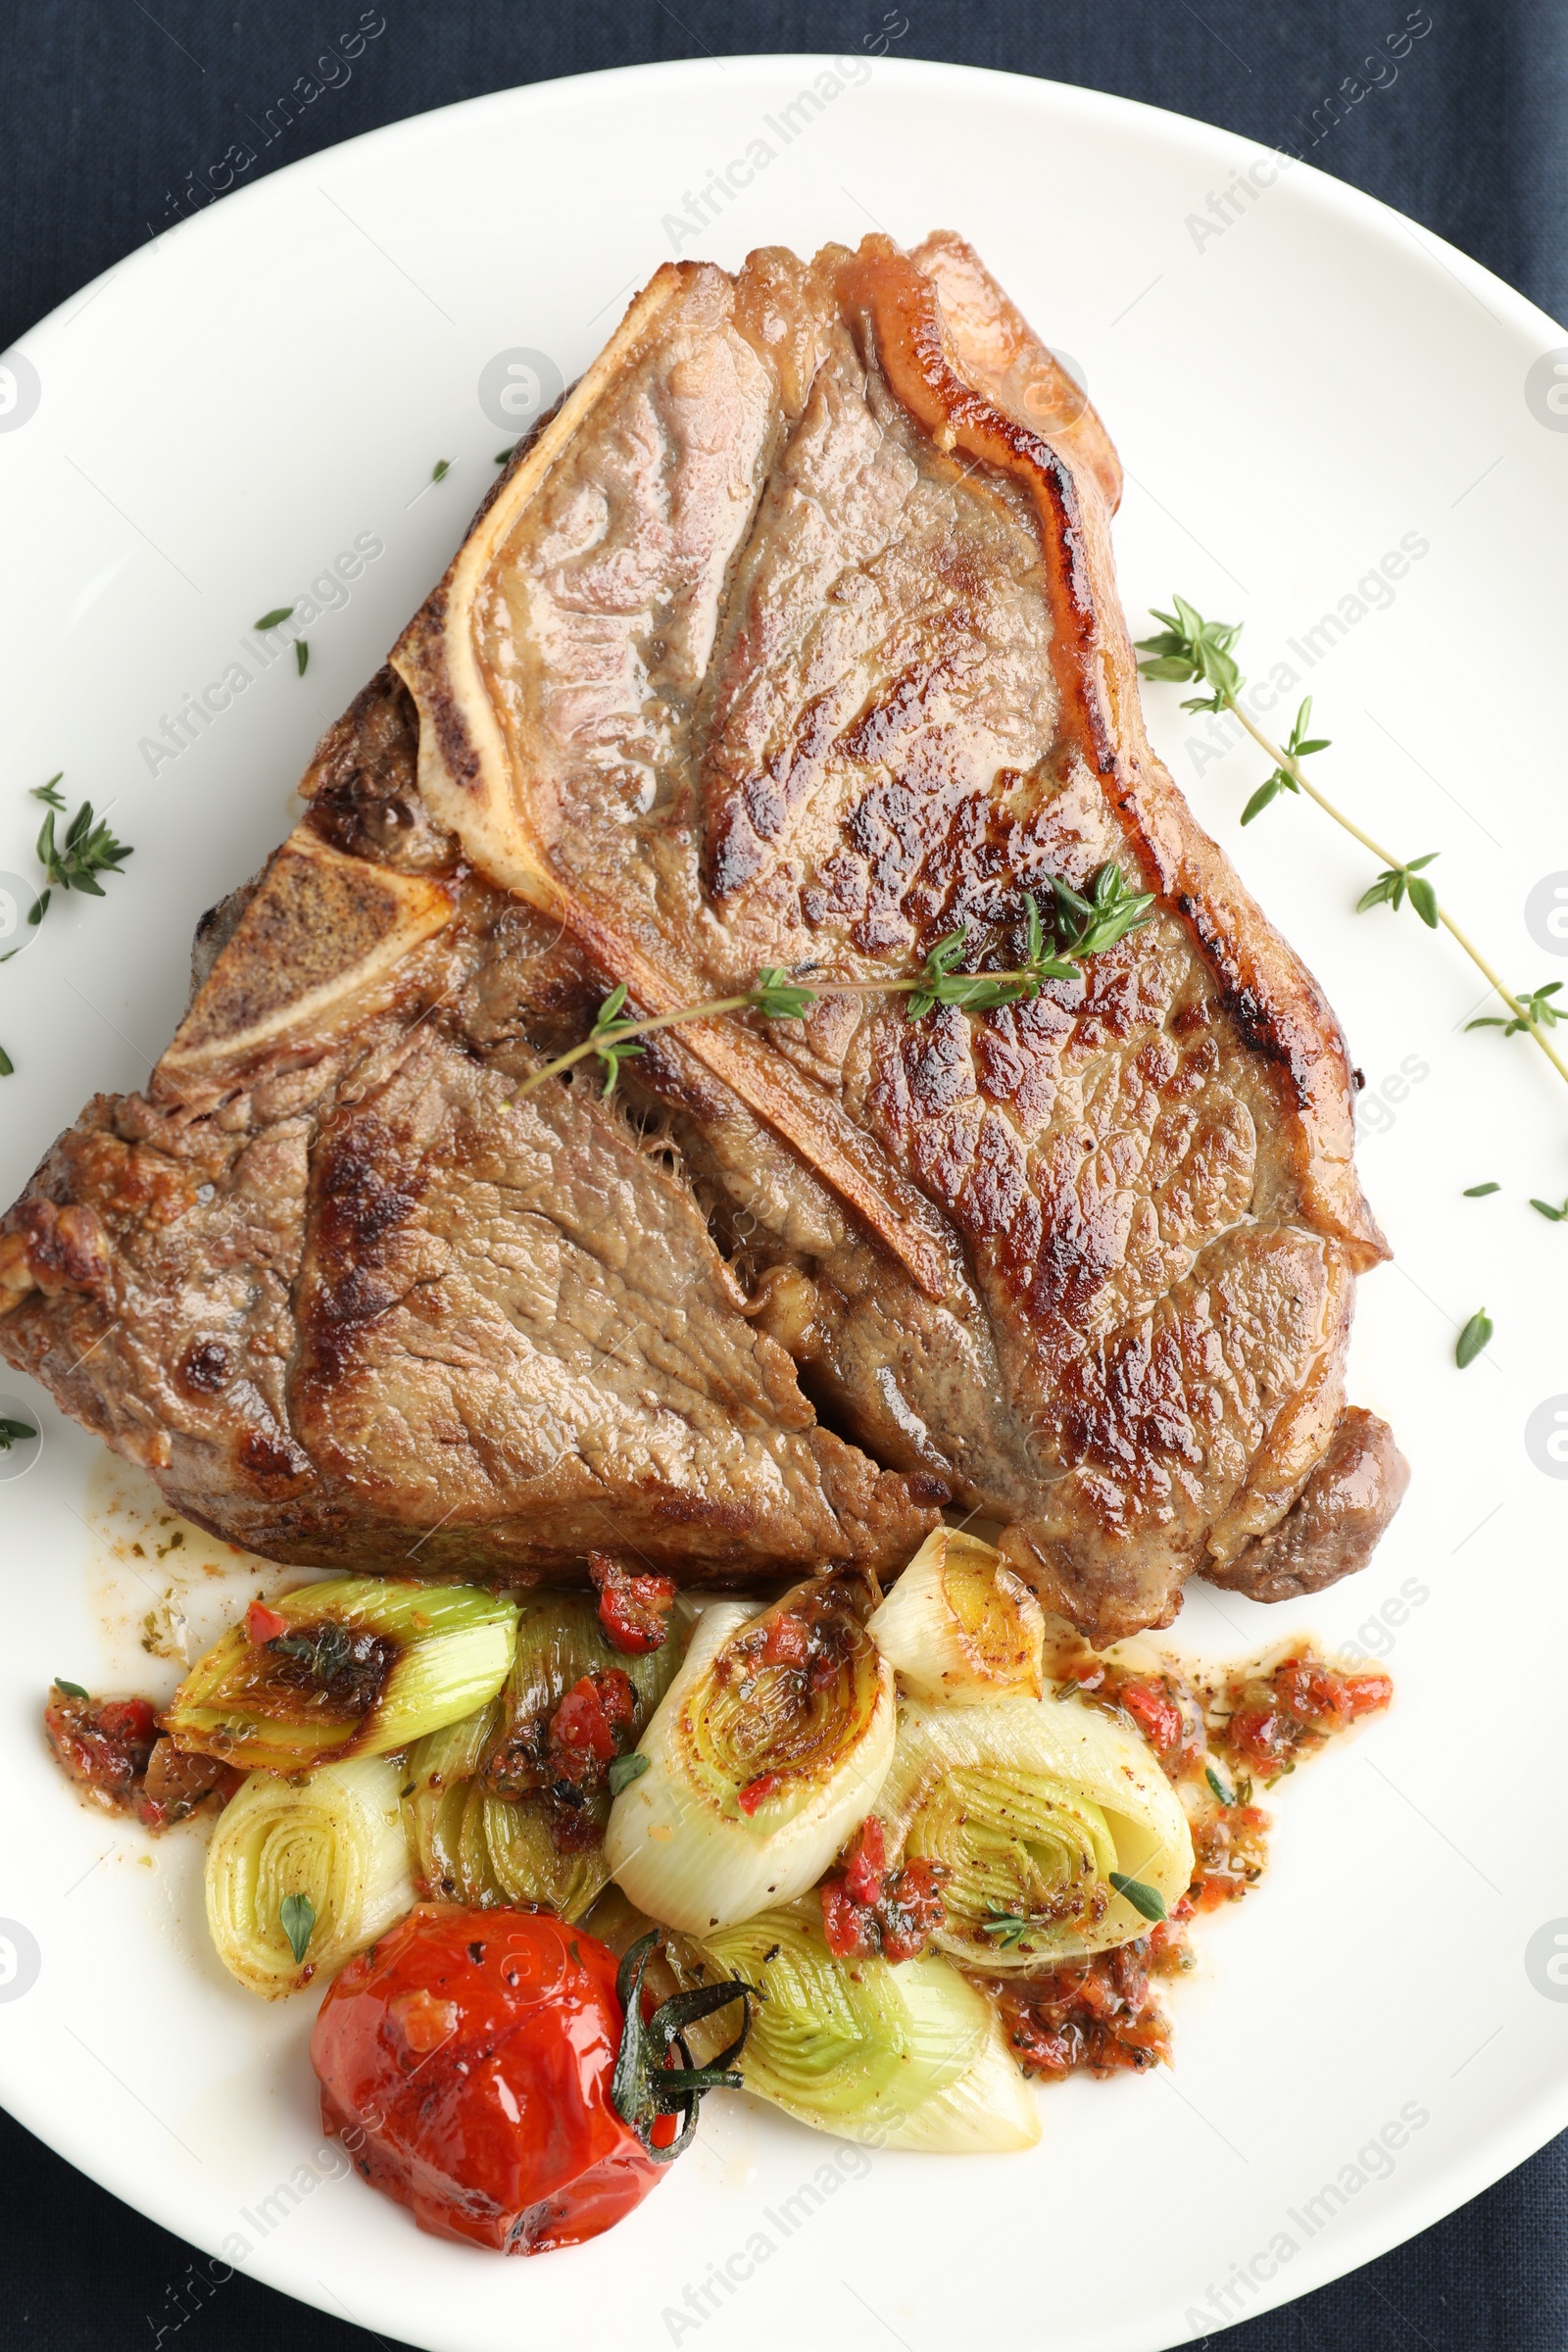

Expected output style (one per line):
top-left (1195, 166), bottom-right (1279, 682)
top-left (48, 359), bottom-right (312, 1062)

top-left (7, 774), bottom-right (133, 946)
top-left (1136, 599), bottom-right (1568, 1098)
top-left (33, 796), bottom-right (133, 920)
top-left (979, 1908), bottom-right (1049, 1949)
top-left (514, 870), bottom-right (1154, 1102)
top-left (2, 776), bottom-right (135, 1060)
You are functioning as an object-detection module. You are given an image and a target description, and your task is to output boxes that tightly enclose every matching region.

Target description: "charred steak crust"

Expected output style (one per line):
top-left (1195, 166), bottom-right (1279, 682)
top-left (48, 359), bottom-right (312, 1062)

top-left (0, 233), bottom-right (1405, 1636)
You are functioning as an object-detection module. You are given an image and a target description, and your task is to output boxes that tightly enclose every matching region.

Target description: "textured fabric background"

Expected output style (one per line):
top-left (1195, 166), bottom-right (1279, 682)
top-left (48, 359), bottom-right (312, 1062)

top-left (0, 5), bottom-right (1562, 2348)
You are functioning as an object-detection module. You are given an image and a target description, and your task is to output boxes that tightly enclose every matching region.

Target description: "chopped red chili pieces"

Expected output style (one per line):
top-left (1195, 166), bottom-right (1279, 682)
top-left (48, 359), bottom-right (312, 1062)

top-left (479, 1661), bottom-right (645, 1857)
top-left (244, 1599), bottom-right (290, 1645)
top-left (843, 1815), bottom-right (884, 1905)
top-left (760, 1610), bottom-right (810, 1670)
top-left (1274, 1658), bottom-right (1394, 1727)
top-left (1109, 1673), bottom-right (1188, 1768)
top-left (548, 1671), bottom-right (636, 1779)
top-left (44, 1688), bottom-right (157, 1804)
top-left (999, 1919), bottom-right (1192, 2080)
top-left (42, 1686), bottom-right (237, 1832)
top-left (1189, 1801), bottom-right (1272, 1909)
top-left (1222, 1655), bottom-right (1393, 1780)
top-left (587, 1552), bottom-right (676, 1654)
top-left (819, 1821), bottom-right (947, 1963)
top-left (736, 1772), bottom-right (782, 1816)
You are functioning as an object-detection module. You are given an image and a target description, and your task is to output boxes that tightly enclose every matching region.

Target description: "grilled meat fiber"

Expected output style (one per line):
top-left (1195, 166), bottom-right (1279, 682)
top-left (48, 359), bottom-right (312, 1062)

top-left (0, 233), bottom-right (1407, 1642)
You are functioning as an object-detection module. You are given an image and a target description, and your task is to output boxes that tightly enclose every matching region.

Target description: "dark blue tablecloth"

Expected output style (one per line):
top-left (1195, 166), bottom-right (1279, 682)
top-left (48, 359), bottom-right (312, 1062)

top-left (1, 5), bottom-right (1562, 2347)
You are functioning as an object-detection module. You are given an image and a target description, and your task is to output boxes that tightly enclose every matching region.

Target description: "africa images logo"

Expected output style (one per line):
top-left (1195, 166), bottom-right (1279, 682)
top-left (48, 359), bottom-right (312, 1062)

top-left (1524, 1397), bottom-right (1568, 1480)
top-left (1525, 1922), bottom-right (1568, 2001)
top-left (0, 348), bottom-right (40, 433)
top-left (0, 1920), bottom-right (41, 2002)
top-left (1526, 350), bottom-right (1568, 432)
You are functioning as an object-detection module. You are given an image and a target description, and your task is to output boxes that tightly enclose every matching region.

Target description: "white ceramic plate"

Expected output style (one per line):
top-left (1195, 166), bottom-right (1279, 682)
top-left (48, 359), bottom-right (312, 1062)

top-left (3, 54), bottom-right (1566, 2352)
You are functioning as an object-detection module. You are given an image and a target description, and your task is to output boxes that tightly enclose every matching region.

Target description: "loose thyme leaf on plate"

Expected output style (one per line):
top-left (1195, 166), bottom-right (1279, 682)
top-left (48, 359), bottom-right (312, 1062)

top-left (494, 445), bottom-right (514, 466)
top-left (53, 1677), bottom-right (89, 1699)
top-left (279, 1891), bottom-right (317, 1966)
top-left (295, 640), bottom-right (309, 676)
top-left (1463, 1182), bottom-right (1501, 1197)
top-left (1531, 1196), bottom-right (1568, 1223)
top-left (1108, 1870), bottom-right (1168, 1923)
top-left (0, 1415), bottom-right (37, 1448)
top-left (254, 606), bottom-right (295, 630)
top-left (431, 458), bottom-right (451, 482)
top-left (0, 1044), bottom-right (12, 1077)
top-left (1455, 1309), bottom-right (1493, 1368)
top-left (1204, 1762), bottom-right (1235, 1806)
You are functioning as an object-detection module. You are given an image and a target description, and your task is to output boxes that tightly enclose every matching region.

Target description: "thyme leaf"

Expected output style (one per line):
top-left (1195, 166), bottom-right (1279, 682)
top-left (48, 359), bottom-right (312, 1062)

top-left (1108, 1870), bottom-right (1168, 1923)
top-left (254, 606), bottom-right (295, 630)
top-left (0, 1415), bottom-right (37, 1448)
top-left (1051, 865), bottom-right (1155, 960)
top-left (1239, 700), bottom-right (1328, 824)
top-left (295, 640), bottom-right (309, 676)
top-left (1204, 1762), bottom-right (1235, 1806)
top-left (0, 1045), bottom-right (12, 1077)
top-left (431, 459), bottom-right (451, 483)
top-left (607, 1751), bottom-right (651, 1796)
top-left (750, 965), bottom-right (816, 1021)
top-left (584, 983), bottom-right (649, 1098)
top-left (1357, 853), bottom-right (1440, 928)
top-left (279, 1891), bottom-right (317, 1965)
top-left (1466, 982), bottom-right (1564, 1037)
top-left (1531, 1196), bottom-right (1568, 1223)
top-left (1135, 597), bottom-right (1243, 712)
top-left (53, 1677), bottom-right (89, 1699)
top-left (1462, 1182), bottom-right (1500, 1197)
top-left (1455, 1309), bottom-right (1493, 1368)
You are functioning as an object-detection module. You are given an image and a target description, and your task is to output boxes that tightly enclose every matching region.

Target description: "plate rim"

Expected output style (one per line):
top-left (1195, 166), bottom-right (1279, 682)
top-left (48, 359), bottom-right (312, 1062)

top-left (1, 50), bottom-right (1564, 2350)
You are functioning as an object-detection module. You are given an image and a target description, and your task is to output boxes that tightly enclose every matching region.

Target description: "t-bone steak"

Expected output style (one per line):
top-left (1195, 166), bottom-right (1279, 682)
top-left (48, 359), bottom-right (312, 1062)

top-left (0, 232), bottom-right (1407, 1641)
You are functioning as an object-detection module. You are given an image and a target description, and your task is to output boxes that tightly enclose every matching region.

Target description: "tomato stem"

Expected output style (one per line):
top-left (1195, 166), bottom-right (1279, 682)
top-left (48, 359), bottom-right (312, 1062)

top-left (611, 1931), bottom-right (752, 2160)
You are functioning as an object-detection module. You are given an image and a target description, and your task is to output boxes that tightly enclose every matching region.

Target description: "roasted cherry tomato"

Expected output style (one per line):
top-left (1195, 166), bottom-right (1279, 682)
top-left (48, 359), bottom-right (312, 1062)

top-left (587, 1551), bottom-right (677, 1654)
top-left (312, 1907), bottom-right (748, 2255)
